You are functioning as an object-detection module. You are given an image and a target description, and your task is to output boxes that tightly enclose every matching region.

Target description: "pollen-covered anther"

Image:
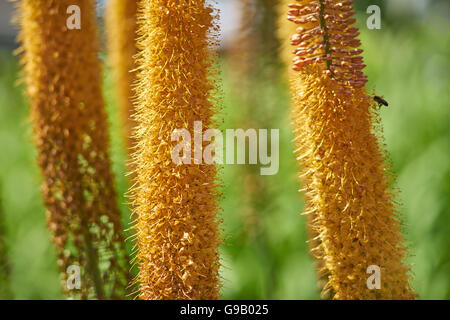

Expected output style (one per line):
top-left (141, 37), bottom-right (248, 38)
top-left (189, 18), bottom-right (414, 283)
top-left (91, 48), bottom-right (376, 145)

top-left (333, 0), bottom-right (353, 7)
top-left (293, 55), bottom-right (323, 70)
top-left (288, 14), bottom-right (320, 24)
top-left (290, 32), bottom-right (315, 45)
top-left (16, 0), bottom-right (130, 299)
top-left (329, 38), bottom-right (361, 48)
top-left (323, 11), bottom-right (354, 20)
top-left (288, 2), bottom-right (320, 11)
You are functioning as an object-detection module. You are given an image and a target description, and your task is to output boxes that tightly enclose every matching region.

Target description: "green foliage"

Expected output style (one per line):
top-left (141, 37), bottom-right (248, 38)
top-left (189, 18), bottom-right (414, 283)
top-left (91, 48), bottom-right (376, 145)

top-left (0, 16), bottom-right (448, 299)
top-left (0, 183), bottom-right (12, 299)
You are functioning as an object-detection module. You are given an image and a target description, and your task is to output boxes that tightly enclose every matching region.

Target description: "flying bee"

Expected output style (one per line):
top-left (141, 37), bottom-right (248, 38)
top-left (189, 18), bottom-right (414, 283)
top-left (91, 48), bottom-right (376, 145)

top-left (373, 95), bottom-right (388, 108)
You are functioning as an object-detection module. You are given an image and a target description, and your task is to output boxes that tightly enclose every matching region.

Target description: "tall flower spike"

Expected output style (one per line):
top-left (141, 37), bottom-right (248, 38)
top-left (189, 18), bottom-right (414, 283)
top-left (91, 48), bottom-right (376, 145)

top-left (106, 0), bottom-right (138, 153)
top-left (130, 0), bottom-right (221, 299)
top-left (16, 0), bottom-right (130, 299)
top-left (284, 0), bottom-right (417, 299)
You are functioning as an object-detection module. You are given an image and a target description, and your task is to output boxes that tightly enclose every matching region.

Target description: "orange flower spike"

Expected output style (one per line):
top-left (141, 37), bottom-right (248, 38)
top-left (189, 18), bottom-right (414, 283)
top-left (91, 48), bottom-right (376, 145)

top-left (131, 0), bottom-right (221, 299)
top-left (286, 0), bottom-right (417, 299)
top-left (16, 0), bottom-right (129, 299)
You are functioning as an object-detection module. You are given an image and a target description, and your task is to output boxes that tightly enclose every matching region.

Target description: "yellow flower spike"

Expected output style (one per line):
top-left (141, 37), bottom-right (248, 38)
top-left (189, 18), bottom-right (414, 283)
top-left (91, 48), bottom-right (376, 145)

top-left (283, 0), bottom-right (417, 299)
top-left (105, 0), bottom-right (138, 153)
top-left (16, 0), bottom-right (130, 299)
top-left (130, 0), bottom-right (221, 299)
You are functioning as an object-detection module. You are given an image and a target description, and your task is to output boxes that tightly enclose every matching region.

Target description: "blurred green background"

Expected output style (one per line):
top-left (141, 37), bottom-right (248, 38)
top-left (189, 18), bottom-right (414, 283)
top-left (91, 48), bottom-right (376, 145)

top-left (0, 0), bottom-right (449, 299)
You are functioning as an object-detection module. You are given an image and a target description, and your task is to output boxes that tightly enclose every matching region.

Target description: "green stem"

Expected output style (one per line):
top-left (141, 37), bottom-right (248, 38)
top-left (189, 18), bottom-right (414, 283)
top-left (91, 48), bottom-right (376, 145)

top-left (318, 0), bottom-right (333, 73)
